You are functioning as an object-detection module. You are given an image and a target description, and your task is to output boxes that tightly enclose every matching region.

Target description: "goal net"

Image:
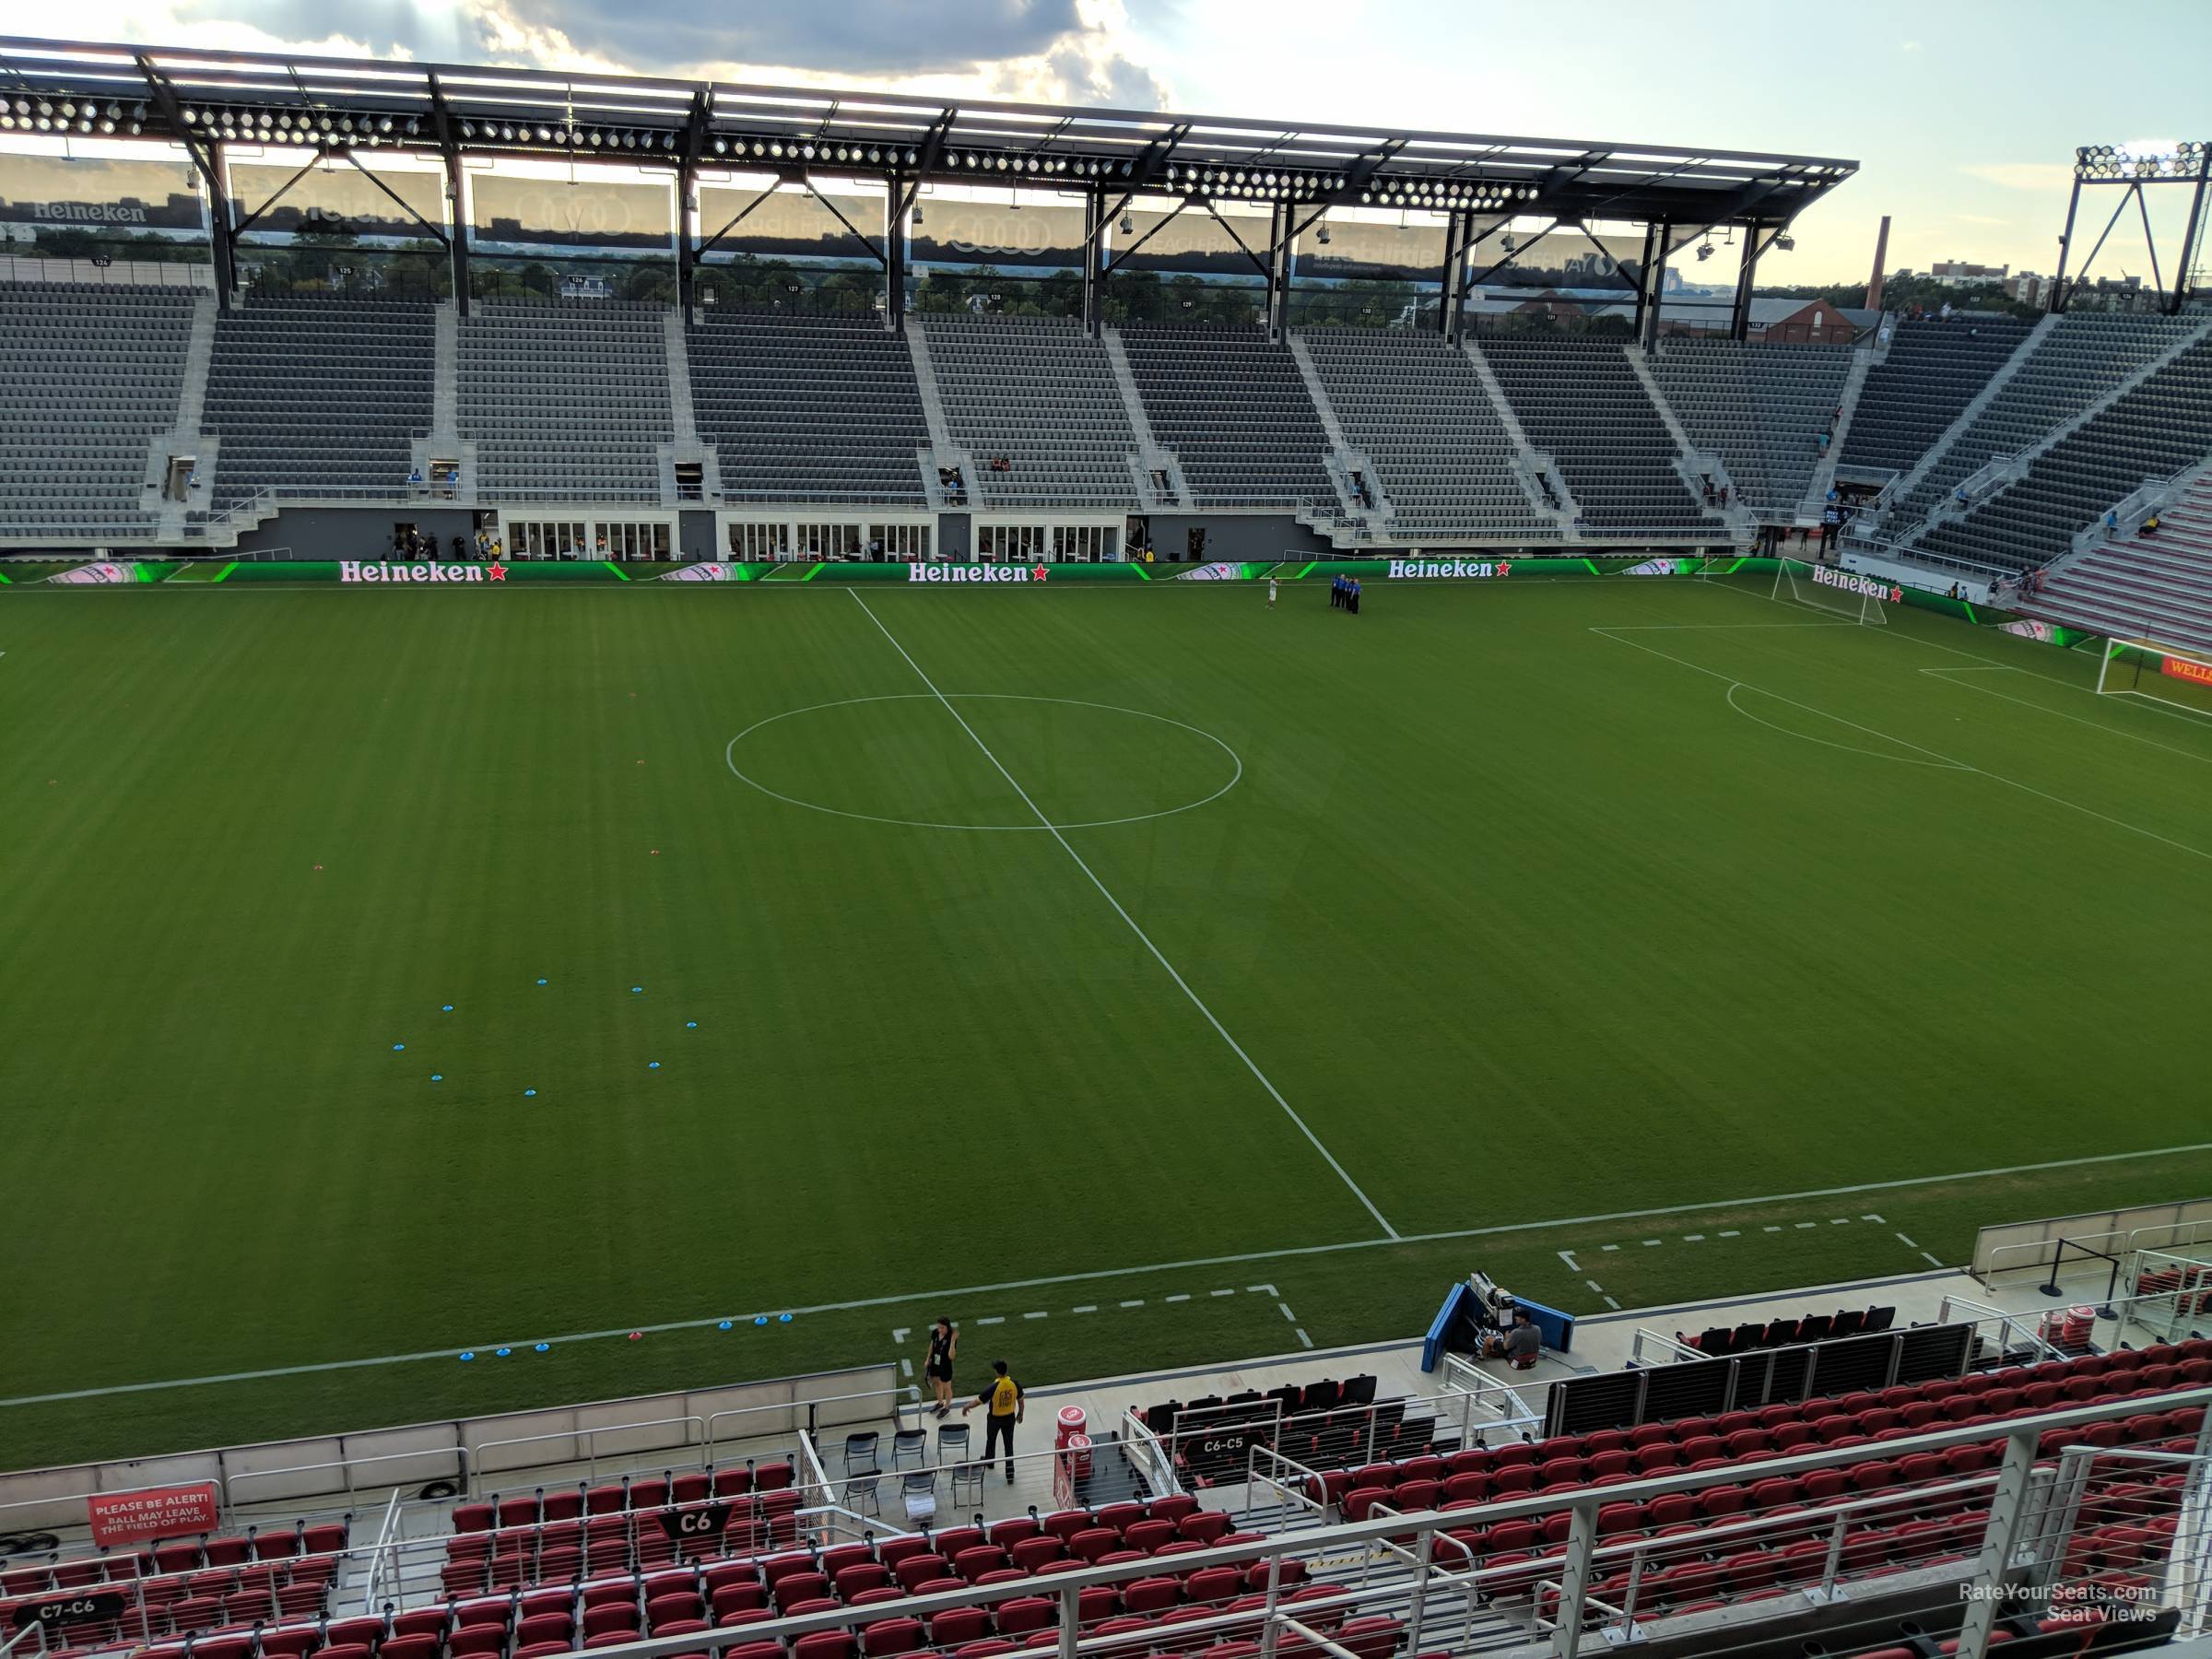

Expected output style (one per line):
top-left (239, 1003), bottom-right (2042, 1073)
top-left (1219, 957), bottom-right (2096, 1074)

top-left (2094, 637), bottom-right (2212, 721)
top-left (1770, 557), bottom-right (1890, 624)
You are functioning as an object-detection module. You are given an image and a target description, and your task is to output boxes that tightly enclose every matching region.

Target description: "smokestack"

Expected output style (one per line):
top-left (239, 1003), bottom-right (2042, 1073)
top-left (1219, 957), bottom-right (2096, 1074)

top-left (1866, 215), bottom-right (1892, 311)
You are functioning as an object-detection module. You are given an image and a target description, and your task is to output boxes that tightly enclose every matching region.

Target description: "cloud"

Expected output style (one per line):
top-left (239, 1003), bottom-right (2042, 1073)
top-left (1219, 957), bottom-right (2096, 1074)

top-left (1961, 162), bottom-right (2075, 193)
top-left (130, 0), bottom-right (1172, 116)
top-left (1899, 39), bottom-right (1920, 51)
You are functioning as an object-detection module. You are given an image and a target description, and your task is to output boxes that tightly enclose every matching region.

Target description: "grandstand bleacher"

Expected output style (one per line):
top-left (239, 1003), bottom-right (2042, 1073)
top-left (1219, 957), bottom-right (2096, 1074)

top-left (1838, 316), bottom-right (2037, 480)
top-left (2030, 467), bottom-right (2212, 651)
top-left (0, 282), bottom-right (197, 537)
top-left (6, 1322), bottom-right (2205, 1659)
top-left (1914, 337), bottom-right (2212, 576)
top-left (202, 299), bottom-right (437, 513)
top-left (457, 301), bottom-right (674, 503)
top-left (1297, 330), bottom-right (1550, 540)
top-left (915, 316), bottom-right (1140, 508)
top-left (1476, 337), bottom-right (1710, 535)
top-left (688, 314), bottom-right (932, 505)
top-left (1116, 326), bottom-right (1334, 509)
top-left (1647, 340), bottom-right (1856, 515)
top-left (1877, 314), bottom-right (2204, 542)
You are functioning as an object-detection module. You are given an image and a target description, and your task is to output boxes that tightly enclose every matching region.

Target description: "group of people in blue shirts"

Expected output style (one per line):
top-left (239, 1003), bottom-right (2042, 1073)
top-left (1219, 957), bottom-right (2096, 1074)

top-left (1331, 573), bottom-right (1363, 614)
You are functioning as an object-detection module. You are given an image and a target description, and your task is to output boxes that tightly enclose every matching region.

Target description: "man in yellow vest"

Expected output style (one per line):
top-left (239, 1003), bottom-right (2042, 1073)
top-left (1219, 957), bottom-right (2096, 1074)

top-left (961, 1359), bottom-right (1025, 1483)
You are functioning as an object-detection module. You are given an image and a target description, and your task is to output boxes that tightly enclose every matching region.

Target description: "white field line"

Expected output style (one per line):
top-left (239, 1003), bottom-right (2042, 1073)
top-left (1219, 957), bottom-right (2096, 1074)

top-left (847, 588), bottom-right (1401, 1241)
top-left (1715, 571), bottom-right (2212, 731)
top-left (1591, 626), bottom-right (2212, 863)
top-left (1918, 666), bottom-right (2212, 767)
top-left (9, 1139), bottom-right (2206, 1409)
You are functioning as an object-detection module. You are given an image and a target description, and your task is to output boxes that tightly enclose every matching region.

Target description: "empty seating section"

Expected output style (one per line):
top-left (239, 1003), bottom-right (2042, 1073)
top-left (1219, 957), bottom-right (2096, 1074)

top-left (0, 1522), bottom-right (348, 1653)
top-left (918, 316), bottom-right (1137, 506)
top-left (1887, 314), bottom-right (2201, 534)
top-left (2033, 471), bottom-right (2212, 652)
top-left (1309, 1339), bottom-right (2211, 1632)
top-left (1840, 316), bottom-right (2033, 477)
top-left (1648, 341), bottom-right (1854, 513)
top-left (1475, 337), bottom-right (1706, 534)
top-left (688, 313), bottom-right (930, 503)
top-left (0, 283), bottom-right (194, 533)
top-left (1295, 330), bottom-right (1547, 539)
top-left (1116, 326), bottom-right (1332, 507)
top-left (1915, 340), bottom-right (2212, 575)
top-left (1134, 1374), bottom-right (1454, 1488)
top-left (458, 302), bottom-right (673, 501)
top-left (1678, 1303), bottom-right (1897, 1357)
top-left (205, 300), bottom-right (435, 512)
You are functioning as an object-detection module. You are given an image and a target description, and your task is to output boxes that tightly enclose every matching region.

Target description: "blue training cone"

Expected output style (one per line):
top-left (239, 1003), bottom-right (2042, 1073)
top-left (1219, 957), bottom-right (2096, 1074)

top-left (393, 1043), bottom-right (405, 1052)
top-left (459, 1351), bottom-right (475, 1362)
top-left (524, 1088), bottom-right (536, 1098)
top-left (534, 1342), bottom-right (549, 1352)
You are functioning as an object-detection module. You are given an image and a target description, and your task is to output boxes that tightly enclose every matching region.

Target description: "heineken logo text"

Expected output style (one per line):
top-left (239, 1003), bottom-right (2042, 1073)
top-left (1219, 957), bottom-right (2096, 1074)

top-left (340, 562), bottom-right (503, 584)
top-left (1387, 559), bottom-right (1512, 580)
top-left (907, 563), bottom-right (1049, 582)
top-left (1813, 565), bottom-right (1901, 604)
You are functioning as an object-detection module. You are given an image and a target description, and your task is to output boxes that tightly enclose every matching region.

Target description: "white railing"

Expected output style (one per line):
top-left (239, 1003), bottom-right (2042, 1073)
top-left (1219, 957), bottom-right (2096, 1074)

top-left (1983, 1216), bottom-right (2212, 1283)
top-left (1936, 1294), bottom-right (2068, 1362)
top-left (1117, 1408), bottom-right (1179, 1499)
top-left (1438, 1354), bottom-right (1544, 1440)
top-left (2070, 469), bottom-right (2190, 556)
top-left (1627, 1327), bottom-right (1706, 1365)
top-left (6, 1386), bottom-right (2205, 1657)
top-left (354, 1386), bottom-right (2205, 1659)
top-left (358, 1486), bottom-right (406, 1616)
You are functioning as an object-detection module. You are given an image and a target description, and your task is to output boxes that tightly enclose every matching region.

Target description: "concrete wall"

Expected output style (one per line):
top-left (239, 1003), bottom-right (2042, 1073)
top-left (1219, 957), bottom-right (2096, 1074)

top-left (239, 507), bottom-right (476, 560)
top-left (936, 512), bottom-right (971, 559)
top-left (0, 1363), bottom-right (898, 1531)
top-left (1145, 514), bottom-right (1325, 562)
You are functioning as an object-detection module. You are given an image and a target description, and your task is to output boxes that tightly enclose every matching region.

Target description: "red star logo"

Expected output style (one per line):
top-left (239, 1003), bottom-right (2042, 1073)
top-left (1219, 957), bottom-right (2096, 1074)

top-left (488, 562), bottom-right (508, 582)
top-left (1496, 560), bottom-right (1513, 578)
top-left (1030, 563), bottom-right (1049, 582)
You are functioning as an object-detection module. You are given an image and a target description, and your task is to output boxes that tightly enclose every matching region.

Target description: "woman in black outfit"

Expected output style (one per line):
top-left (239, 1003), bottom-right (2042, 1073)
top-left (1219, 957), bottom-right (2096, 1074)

top-left (926, 1317), bottom-right (958, 1418)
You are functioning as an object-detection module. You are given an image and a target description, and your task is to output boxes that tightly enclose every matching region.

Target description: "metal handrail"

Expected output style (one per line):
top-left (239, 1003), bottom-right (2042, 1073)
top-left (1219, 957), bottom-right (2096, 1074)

top-left (1936, 1294), bottom-right (2067, 1362)
top-left (1985, 1217), bottom-right (2212, 1281)
top-left (702, 1383), bottom-right (902, 1453)
top-left (222, 1443), bottom-right (465, 1515)
top-left (467, 1415), bottom-right (707, 1484)
top-left (1628, 1327), bottom-right (1706, 1365)
top-left (359, 1486), bottom-right (404, 1617)
top-left (371, 1385), bottom-right (2212, 1659)
top-left (11, 1386), bottom-right (2204, 1644)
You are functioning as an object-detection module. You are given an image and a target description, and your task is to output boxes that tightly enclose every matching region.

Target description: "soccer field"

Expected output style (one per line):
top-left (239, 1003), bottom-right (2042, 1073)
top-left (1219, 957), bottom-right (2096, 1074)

top-left (4, 571), bottom-right (2210, 1471)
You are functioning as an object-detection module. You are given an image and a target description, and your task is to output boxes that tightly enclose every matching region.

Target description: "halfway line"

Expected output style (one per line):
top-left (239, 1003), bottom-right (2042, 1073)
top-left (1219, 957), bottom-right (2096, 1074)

top-left (845, 589), bottom-right (1399, 1241)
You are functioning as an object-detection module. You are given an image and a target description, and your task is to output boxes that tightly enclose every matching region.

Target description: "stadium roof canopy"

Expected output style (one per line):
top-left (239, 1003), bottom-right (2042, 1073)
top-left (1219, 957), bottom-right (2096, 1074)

top-left (0, 35), bottom-right (1857, 229)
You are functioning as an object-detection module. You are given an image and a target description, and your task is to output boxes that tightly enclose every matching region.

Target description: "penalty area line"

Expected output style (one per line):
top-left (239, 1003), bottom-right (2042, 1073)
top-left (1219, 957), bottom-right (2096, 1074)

top-left (845, 587), bottom-right (1400, 1243)
top-left (8, 1140), bottom-right (2210, 1409)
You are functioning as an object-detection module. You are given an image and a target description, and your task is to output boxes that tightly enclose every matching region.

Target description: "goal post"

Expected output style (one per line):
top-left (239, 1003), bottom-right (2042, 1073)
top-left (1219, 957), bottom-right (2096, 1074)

top-left (2094, 637), bottom-right (2212, 721)
top-left (1770, 556), bottom-right (1890, 625)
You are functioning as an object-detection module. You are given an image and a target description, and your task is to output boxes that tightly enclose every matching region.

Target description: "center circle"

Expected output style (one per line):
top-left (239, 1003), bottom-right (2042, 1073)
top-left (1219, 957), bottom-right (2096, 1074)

top-left (724, 694), bottom-right (1244, 831)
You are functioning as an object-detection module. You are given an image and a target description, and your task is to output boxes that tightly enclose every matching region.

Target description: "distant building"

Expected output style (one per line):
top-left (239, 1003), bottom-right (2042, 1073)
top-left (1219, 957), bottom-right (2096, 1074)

top-left (2003, 271), bottom-right (2052, 307)
top-left (1930, 260), bottom-right (2008, 287)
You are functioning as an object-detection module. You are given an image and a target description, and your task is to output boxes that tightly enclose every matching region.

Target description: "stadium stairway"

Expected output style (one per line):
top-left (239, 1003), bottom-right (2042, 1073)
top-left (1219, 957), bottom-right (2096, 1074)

top-left (2026, 465), bottom-right (2212, 652)
top-left (1836, 315), bottom-right (2037, 488)
top-left (1873, 313), bottom-right (2204, 552)
top-left (1911, 335), bottom-right (2212, 578)
top-left (1473, 335), bottom-right (1715, 539)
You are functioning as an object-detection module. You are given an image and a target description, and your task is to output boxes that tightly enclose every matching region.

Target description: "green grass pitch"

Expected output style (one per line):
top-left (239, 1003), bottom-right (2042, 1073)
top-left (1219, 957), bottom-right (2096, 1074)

top-left (4, 572), bottom-right (2210, 1470)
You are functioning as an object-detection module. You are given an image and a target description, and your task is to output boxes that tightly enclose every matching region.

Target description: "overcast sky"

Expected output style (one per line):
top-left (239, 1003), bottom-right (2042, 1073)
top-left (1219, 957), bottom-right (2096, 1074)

top-left (9, 0), bottom-right (2208, 285)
